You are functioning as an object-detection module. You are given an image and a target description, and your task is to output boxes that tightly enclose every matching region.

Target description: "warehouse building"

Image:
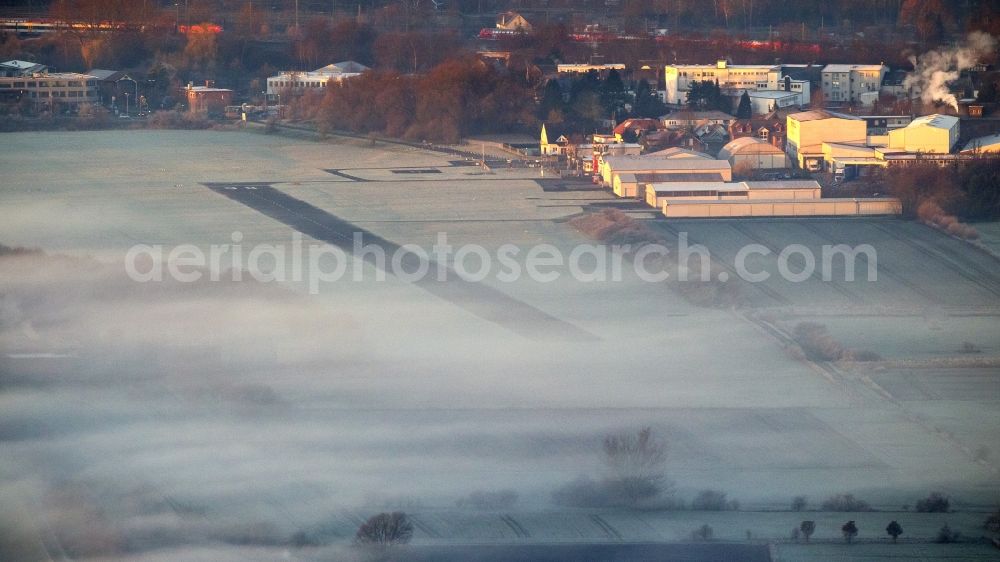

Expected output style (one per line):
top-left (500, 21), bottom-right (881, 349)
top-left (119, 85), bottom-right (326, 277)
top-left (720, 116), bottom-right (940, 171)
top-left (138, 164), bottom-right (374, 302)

top-left (645, 180), bottom-right (821, 208)
top-left (661, 197), bottom-right (901, 218)
top-left (786, 110), bottom-right (866, 170)
top-left (718, 137), bottom-right (790, 171)
top-left (887, 114), bottom-right (959, 154)
top-left (601, 153), bottom-right (732, 197)
top-left (645, 178), bottom-right (901, 218)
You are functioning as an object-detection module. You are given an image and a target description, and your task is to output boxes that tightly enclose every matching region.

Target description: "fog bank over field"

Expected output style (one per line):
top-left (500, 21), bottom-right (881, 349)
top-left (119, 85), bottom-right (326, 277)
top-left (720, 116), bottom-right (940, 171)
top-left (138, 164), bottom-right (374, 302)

top-left (1, 131), bottom-right (998, 559)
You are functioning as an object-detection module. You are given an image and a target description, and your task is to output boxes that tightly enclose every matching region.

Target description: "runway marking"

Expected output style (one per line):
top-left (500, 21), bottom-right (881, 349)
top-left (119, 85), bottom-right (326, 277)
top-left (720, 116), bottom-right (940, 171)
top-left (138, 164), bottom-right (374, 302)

top-left (201, 182), bottom-right (598, 341)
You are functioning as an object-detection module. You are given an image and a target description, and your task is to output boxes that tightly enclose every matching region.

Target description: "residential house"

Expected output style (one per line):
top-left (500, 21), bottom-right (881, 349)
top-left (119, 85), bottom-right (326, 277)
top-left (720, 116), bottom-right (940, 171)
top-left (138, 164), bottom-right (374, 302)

top-left (184, 81), bottom-right (232, 115)
top-left (613, 118), bottom-right (662, 142)
top-left (642, 128), bottom-right (708, 154)
top-left (662, 109), bottom-right (735, 128)
top-left (86, 69), bottom-right (133, 107)
top-left (692, 122), bottom-right (730, 153)
top-left (496, 11), bottom-right (532, 32)
top-left (540, 123), bottom-right (574, 156)
top-left (728, 109), bottom-right (791, 149)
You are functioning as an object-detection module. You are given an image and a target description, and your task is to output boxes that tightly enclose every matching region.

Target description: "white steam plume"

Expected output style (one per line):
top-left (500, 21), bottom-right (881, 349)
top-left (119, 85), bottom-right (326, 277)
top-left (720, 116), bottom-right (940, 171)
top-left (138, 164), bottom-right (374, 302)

top-left (903, 31), bottom-right (997, 111)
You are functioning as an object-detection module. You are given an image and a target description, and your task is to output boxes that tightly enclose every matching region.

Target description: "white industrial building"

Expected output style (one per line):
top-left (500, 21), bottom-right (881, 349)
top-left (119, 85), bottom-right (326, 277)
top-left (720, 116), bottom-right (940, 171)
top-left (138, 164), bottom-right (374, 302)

top-left (664, 60), bottom-right (809, 107)
top-left (0, 72), bottom-right (99, 107)
top-left (266, 61), bottom-right (369, 95)
top-left (557, 63), bottom-right (625, 74)
top-left (746, 90), bottom-right (800, 114)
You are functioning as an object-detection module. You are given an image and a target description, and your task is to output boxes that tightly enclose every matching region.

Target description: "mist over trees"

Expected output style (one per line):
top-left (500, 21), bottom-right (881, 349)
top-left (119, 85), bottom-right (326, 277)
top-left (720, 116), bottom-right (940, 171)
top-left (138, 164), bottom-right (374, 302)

top-left (355, 512), bottom-right (414, 546)
top-left (552, 427), bottom-right (674, 509)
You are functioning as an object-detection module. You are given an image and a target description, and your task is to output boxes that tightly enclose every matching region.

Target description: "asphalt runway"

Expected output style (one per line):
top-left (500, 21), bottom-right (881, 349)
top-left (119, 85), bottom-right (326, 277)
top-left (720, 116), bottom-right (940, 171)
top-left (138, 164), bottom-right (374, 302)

top-left (202, 182), bottom-right (597, 341)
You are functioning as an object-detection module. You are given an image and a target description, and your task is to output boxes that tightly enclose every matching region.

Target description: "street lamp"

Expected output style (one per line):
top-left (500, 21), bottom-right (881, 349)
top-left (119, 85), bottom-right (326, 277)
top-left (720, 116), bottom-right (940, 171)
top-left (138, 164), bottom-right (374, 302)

top-left (118, 75), bottom-right (138, 115)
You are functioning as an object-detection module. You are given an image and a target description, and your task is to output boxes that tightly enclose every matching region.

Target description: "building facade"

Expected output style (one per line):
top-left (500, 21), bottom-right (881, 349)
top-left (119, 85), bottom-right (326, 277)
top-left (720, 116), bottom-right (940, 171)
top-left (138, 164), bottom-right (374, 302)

top-left (0, 72), bottom-right (98, 108)
top-left (664, 60), bottom-right (810, 107)
top-left (887, 114), bottom-right (959, 154)
top-left (184, 82), bottom-right (232, 115)
top-left (266, 62), bottom-right (369, 96)
top-left (786, 110), bottom-right (866, 169)
top-left (821, 64), bottom-right (887, 103)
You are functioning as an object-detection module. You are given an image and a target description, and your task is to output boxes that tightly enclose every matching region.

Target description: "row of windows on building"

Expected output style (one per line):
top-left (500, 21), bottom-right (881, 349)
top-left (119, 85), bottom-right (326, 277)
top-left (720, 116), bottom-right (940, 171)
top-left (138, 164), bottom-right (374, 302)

top-left (269, 80), bottom-right (328, 89)
top-left (680, 70), bottom-right (770, 78)
top-left (0, 80), bottom-right (97, 88)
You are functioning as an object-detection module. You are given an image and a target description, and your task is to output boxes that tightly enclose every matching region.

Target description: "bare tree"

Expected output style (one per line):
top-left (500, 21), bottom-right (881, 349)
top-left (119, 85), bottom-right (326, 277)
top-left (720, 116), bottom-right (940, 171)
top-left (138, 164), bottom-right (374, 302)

top-left (800, 520), bottom-right (815, 543)
top-left (842, 520), bottom-right (858, 544)
top-left (355, 512), bottom-right (414, 546)
top-left (603, 426), bottom-right (669, 506)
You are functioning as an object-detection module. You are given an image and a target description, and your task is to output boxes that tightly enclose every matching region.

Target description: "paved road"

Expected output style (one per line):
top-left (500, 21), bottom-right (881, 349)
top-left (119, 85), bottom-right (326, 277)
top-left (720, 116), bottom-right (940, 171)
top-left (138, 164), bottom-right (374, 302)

top-left (202, 182), bottom-right (597, 341)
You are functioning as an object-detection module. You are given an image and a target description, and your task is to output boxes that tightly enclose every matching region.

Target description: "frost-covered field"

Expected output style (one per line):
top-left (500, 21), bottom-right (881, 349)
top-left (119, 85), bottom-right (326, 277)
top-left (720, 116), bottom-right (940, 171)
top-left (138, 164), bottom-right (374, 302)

top-left (1, 130), bottom-right (998, 560)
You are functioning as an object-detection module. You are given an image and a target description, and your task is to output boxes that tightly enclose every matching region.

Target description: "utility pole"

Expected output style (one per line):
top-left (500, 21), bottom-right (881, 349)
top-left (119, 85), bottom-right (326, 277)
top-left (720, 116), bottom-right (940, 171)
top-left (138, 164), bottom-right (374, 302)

top-left (295, 0), bottom-right (299, 31)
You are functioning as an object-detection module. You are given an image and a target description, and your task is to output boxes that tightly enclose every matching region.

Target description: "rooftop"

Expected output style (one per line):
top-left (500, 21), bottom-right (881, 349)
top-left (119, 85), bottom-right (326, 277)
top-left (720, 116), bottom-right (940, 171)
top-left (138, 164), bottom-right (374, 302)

top-left (718, 137), bottom-right (786, 158)
top-left (748, 90), bottom-right (799, 99)
top-left (605, 155), bottom-right (731, 171)
top-left (663, 110), bottom-right (736, 122)
top-left (667, 63), bottom-right (778, 70)
top-left (644, 147), bottom-right (713, 159)
top-left (649, 180), bottom-right (820, 193)
top-left (86, 69), bottom-right (128, 81)
top-left (788, 109), bottom-right (862, 122)
top-left (961, 133), bottom-right (1000, 152)
top-left (906, 113), bottom-right (959, 130)
top-left (822, 64), bottom-right (886, 73)
top-left (1, 59), bottom-right (45, 70)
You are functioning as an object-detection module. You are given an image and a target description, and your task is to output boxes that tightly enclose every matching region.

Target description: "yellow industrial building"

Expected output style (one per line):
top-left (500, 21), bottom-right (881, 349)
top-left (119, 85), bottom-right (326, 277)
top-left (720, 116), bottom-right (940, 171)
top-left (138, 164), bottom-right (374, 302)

top-left (887, 114), bottom-right (959, 154)
top-left (786, 110), bottom-right (867, 170)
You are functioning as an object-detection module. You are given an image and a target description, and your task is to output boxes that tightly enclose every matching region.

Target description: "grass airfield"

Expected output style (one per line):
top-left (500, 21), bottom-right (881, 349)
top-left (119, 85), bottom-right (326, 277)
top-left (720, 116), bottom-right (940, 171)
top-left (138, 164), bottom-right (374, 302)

top-left (1, 129), bottom-right (998, 560)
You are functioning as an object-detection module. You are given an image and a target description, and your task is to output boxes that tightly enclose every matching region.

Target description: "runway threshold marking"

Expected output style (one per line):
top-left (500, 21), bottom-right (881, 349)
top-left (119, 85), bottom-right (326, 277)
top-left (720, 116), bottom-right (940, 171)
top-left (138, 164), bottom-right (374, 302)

top-left (201, 182), bottom-right (597, 342)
